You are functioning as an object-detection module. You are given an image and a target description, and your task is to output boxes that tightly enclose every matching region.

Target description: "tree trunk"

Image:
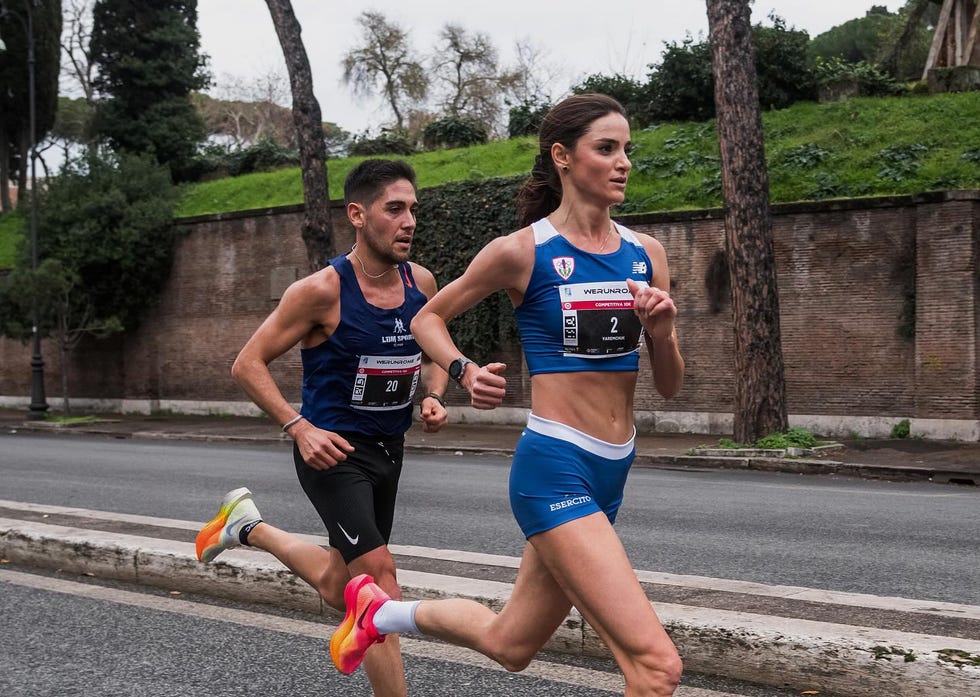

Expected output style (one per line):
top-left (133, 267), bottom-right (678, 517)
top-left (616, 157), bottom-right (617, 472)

top-left (706, 0), bottom-right (788, 444)
top-left (0, 133), bottom-right (11, 212)
top-left (264, 0), bottom-right (333, 271)
top-left (59, 344), bottom-right (71, 415)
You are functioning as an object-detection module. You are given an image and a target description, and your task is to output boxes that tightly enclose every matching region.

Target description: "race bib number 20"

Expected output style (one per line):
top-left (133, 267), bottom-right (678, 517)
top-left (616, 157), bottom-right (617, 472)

top-left (351, 353), bottom-right (421, 410)
top-left (559, 281), bottom-right (645, 357)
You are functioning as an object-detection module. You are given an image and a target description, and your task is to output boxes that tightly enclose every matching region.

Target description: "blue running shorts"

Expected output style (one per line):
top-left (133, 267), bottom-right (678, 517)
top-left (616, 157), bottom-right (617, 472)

top-left (509, 413), bottom-right (636, 539)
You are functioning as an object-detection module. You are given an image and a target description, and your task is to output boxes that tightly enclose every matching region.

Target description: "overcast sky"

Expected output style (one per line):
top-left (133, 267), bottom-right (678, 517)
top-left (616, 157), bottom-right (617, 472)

top-left (197, 1), bottom-right (907, 135)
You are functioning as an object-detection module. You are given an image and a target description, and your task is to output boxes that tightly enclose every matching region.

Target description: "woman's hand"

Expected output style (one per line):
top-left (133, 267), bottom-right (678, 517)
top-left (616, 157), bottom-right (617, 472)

top-left (627, 278), bottom-right (677, 342)
top-left (465, 362), bottom-right (508, 410)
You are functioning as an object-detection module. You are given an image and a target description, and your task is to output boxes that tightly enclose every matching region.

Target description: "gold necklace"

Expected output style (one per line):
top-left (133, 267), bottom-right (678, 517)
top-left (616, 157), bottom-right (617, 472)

top-left (595, 222), bottom-right (616, 254)
top-left (350, 243), bottom-right (396, 279)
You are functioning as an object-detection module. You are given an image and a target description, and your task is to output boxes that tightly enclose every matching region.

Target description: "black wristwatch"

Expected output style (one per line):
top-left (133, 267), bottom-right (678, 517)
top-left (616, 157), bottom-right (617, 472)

top-left (448, 356), bottom-right (474, 386)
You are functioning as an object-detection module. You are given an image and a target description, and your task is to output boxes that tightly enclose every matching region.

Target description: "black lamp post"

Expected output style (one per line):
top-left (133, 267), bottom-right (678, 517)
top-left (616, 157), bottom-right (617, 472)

top-left (0, 0), bottom-right (48, 419)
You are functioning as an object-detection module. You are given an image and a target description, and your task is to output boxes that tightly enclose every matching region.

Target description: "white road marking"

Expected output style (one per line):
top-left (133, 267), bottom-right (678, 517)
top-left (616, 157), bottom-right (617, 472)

top-left (2, 499), bottom-right (977, 621)
top-left (0, 567), bottom-right (740, 696)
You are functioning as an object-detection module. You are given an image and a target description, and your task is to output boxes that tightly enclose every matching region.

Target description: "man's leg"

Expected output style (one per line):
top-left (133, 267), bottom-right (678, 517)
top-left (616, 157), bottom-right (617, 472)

top-left (246, 524), bottom-right (408, 697)
top-left (245, 523), bottom-right (349, 607)
top-left (293, 436), bottom-right (409, 695)
top-left (346, 545), bottom-right (407, 696)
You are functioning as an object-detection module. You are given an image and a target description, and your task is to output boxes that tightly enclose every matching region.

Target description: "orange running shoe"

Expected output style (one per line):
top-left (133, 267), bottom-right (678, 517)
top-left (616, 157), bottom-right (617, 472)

top-left (330, 574), bottom-right (390, 674)
top-left (195, 487), bottom-right (261, 563)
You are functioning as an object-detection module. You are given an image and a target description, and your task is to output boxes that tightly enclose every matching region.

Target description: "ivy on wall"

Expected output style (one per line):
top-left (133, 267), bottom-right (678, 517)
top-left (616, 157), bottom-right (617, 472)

top-left (412, 175), bottom-right (525, 364)
top-left (893, 232), bottom-right (916, 340)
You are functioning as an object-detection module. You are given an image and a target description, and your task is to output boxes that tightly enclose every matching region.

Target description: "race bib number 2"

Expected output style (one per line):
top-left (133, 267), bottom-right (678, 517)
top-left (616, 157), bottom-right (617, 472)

top-left (351, 353), bottom-right (421, 410)
top-left (559, 281), bottom-right (645, 357)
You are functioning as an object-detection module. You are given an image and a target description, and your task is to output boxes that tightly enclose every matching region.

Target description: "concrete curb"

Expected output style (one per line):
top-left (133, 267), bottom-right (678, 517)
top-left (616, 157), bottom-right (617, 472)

top-left (632, 454), bottom-right (980, 485)
top-left (3, 518), bottom-right (978, 697)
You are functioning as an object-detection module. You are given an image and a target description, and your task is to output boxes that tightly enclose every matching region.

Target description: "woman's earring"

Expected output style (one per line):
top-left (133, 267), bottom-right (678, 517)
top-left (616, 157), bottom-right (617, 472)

top-left (561, 165), bottom-right (568, 172)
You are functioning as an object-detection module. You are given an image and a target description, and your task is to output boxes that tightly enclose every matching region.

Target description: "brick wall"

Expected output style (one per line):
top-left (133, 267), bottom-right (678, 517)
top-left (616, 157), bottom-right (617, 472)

top-left (2, 191), bottom-right (977, 437)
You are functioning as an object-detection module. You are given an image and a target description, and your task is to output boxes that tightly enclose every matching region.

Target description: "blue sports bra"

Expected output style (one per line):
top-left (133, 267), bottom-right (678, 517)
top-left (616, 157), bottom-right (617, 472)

top-left (514, 218), bottom-right (654, 375)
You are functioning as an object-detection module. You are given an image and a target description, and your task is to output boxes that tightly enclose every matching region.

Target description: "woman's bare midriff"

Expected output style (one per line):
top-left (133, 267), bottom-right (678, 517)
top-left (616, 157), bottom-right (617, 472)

top-left (529, 371), bottom-right (638, 444)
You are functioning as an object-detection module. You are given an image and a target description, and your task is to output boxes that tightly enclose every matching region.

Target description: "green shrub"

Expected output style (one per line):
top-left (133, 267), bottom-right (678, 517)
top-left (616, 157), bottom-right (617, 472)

top-left (349, 129), bottom-right (416, 156)
top-left (507, 101), bottom-right (551, 138)
top-left (891, 419), bottom-right (911, 439)
top-left (232, 138), bottom-right (300, 175)
top-left (962, 147), bottom-right (980, 163)
top-left (188, 139), bottom-right (300, 181)
top-left (777, 144), bottom-right (830, 170)
top-left (876, 143), bottom-right (929, 182)
top-left (814, 57), bottom-right (902, 97)
top-left (572, 73), bottom-right (651, 125)
top-left (36, 152), bottom-right (178, 332)
top-left (756, 427), bottom-right (818, 449)
top-left (422, 117), bottom-right (488, 150)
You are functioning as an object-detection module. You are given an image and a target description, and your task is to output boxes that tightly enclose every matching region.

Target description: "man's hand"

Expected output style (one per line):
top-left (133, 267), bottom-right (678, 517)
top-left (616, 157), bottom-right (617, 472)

top-left (290, 421), bottom-right (355, 470)
top-left (466, 362), bottom-right (507, 410)
top-left (419, 397), bottom-right (449, 433)
top-left (626, 278), bottom-right (676, 342)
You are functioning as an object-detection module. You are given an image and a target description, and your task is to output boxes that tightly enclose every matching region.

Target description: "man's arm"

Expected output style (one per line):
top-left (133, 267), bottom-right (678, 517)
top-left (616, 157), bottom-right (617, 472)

top-left (410, 263), bottom-right (449, 432)
top-left (231, 278), bottom-right (319, 428)
top-left (231, 271), bottom-right (354, 468)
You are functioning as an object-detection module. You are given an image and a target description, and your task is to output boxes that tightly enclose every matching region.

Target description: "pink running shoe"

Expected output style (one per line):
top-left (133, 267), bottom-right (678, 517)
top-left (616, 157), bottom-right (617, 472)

top-left (330, 574), bottom-right (390, 674)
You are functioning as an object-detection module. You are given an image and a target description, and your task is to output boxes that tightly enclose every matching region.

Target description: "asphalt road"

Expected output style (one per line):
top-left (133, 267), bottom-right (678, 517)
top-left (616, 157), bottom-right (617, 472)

top-left (0, 567), bottom-right (623, 697)
top-left (0, 566), bottom-right (804, 697)
top-left (2, 433), bottom-right (977, 605)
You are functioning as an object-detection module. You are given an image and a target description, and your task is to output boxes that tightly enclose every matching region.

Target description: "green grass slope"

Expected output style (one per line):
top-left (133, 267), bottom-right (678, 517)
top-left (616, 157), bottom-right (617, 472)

top-left (0, 212), bottom-right (25, 268)
top-left (176, 92), bottom-right (980, 219)
top-left (3, 92), bottom-right (979, 268)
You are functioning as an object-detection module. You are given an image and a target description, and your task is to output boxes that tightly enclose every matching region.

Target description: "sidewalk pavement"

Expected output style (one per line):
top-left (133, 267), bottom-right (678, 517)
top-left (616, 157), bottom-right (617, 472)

top-left (2, 408), bottom-right (980, 696)
top-left (3, 408), bottom-right (979, 485)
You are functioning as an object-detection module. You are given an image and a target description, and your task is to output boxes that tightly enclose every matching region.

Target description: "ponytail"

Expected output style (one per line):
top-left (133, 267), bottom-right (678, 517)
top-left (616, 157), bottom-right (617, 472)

top-left (516, 153), bottom-right (562, 227)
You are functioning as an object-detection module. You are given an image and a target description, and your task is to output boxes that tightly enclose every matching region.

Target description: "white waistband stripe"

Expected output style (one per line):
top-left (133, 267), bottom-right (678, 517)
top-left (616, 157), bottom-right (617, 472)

top-left (525, 413), bottom-right (635, 459)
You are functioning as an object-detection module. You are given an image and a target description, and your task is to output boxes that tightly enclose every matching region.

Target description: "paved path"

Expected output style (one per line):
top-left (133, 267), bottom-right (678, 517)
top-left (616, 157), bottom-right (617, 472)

top-left (1, 499), bottom-right (978, 697)
top-left (2, 409), bottom-right (979, 695)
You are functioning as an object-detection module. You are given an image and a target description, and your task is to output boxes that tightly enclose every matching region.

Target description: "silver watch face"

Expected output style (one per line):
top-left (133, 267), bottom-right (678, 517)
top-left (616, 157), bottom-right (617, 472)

top-left (450, 358), bottom-right (468, 382)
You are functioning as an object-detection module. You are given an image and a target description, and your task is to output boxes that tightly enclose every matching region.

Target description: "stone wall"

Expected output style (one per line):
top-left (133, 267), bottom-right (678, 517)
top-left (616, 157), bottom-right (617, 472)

top-left (2, 191), bottom-right (977, 439)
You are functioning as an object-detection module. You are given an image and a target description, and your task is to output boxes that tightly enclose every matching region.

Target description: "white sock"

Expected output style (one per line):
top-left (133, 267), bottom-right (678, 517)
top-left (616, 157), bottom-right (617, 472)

top-left (372, 599), bottom-right (421, 635)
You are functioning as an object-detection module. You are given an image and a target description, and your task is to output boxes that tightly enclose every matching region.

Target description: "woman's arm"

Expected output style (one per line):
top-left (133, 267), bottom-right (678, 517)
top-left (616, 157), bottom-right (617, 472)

top-left (630, 235), bottom-right (685, 399)
top-left (410, 229), bottom-right (532, 408)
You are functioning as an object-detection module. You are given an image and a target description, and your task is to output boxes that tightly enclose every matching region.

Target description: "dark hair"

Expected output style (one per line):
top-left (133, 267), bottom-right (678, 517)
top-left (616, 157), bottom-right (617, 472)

top-left (516, 93), bottom-right (628, 227)
top-left (344, 159), bottom-right (417, 206)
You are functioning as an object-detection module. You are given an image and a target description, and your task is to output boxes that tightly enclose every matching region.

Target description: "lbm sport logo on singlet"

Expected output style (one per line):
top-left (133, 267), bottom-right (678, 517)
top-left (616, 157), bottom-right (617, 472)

top-left (559, 281), bottom-right (645, 357)
top-left (351, 353), bottom-right (421, 410)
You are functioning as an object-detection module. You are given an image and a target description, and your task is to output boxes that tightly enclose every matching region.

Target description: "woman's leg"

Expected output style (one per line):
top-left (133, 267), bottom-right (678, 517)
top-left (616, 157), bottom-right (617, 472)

top-left (531, 512), bottom-right (682, 697)
top-left (413, 541), bottom-right (573, 672)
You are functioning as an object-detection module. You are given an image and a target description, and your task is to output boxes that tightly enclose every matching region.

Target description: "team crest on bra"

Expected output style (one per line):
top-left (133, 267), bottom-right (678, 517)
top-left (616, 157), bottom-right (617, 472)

top-left (552, 257), bottom-right (575, 280)
top-left (393, 318), bottom-right (405, 334)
